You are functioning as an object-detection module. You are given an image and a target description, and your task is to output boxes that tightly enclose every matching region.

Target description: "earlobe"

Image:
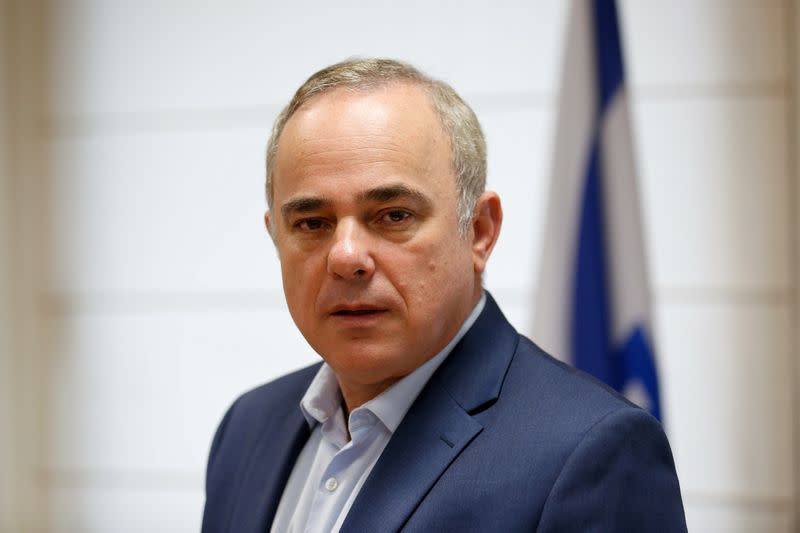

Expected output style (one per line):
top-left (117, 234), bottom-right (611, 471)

top-left (471, 192), bottom-right (503, 274)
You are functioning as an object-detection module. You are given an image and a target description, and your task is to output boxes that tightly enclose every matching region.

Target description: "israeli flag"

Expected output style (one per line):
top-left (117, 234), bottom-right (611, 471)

top-left (534, 0), bottom-right (662, 420)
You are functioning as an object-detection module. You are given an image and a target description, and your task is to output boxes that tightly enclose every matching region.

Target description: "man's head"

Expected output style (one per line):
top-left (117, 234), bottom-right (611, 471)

top-left (266, 58), bottom-right (486, 235)
top-left (265, 58), bottom-right (502, 409)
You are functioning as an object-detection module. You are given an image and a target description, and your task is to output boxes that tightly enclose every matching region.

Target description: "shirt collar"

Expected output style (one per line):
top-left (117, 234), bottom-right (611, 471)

top-left (299, 292), bottom-right (487, 433)
top-left (299, 363), bottom-right (342, 428)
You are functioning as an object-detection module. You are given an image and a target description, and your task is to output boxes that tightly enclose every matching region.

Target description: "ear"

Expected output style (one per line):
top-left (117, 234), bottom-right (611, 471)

top-left (264, 210), bottom-right (275, 240)
top-left (470, 191), bottom-right (502, 274)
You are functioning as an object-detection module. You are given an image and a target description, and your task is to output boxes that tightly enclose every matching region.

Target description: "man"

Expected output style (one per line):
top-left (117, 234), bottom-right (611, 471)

top-left (201, 58), bottom-right (687, 532)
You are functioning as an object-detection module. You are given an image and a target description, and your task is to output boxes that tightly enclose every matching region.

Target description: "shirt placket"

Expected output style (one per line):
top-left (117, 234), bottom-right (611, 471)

top-left (303, 409), bottom-right (381, 533)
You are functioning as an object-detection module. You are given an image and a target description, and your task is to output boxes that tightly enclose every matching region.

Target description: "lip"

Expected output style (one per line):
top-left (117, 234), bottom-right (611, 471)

top-left (328, 304), bottom-right (389, 327)
top-left (330, 303), bottom-right (386, 314)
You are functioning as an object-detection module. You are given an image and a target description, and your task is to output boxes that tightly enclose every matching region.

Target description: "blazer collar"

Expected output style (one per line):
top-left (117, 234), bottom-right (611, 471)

top-left (340, 291), bottom-right (519, 533)
top-left (434, 291), bottom-right (520, 413)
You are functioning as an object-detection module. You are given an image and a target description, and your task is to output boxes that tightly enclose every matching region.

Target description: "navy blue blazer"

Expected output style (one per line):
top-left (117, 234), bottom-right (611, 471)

top-left (202, 294), bottom-right (687, 532)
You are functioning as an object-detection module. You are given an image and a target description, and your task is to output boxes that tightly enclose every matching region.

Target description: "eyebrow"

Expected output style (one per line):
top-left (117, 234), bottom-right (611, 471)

top-left (280, 196), bottom-right (332, 219)
top-left (280, 184), bottom-right (433, 220)
top-left (358, 184), bottom-right (433, 209)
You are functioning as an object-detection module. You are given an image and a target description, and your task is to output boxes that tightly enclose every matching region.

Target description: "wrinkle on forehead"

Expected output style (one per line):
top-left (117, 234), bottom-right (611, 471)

top-left (291, 146), bottom-right (430, 179)
top-left (282, 84), bottom-right (444, 149)
top-left (277, 135), bottom-right (442, 189)
top-left (294, 142), bottom-right (413, 164)
top-left (272, 83), bottom-right (453, 197)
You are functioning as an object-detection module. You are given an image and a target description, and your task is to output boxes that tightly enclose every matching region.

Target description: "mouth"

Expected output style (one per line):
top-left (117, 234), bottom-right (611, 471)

top-left (329, 305), bottom-right (388, 318)
top-left (332, 309), bottom-right (383, 316)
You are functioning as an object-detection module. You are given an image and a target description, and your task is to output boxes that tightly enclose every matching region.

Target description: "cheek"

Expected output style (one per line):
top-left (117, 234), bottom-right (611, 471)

top-left (280, 251), bottom-right (320, 304)
top-left (398, 244), bottom-right (459, 306)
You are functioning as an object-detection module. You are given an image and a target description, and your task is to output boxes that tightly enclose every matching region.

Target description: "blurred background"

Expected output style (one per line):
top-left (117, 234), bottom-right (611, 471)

top-left (0, 0), bottom-right (797, 531)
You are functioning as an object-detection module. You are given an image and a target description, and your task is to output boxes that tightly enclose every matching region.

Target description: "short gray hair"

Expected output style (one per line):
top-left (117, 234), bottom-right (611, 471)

top-left (265, 58), bottom-right (487, 235)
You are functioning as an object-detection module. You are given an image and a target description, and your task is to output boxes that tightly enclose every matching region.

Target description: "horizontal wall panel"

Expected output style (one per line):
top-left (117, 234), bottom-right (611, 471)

top-left (50, 0), bottom-right (790, 120)
top-left (634, 97), bottom-right (791, 291)
top-left (656, 301), bottom-right (794, 501)
top-left (46, 305), bottom-right (318, 473)
top-left (50, 0), bottom-right (564, 118)
top-left (47, 479), bottom-right (794, 533)
top-left (48, 484), bottom-right (202, 533)
top-left (50, 105), bottom-right (550, 295)
top-left (683, 498), bottom-right (795, 533)
top-left (49, 127), bottom-right (280, 293)
top-left (621, 0), bottom-right (788, 88)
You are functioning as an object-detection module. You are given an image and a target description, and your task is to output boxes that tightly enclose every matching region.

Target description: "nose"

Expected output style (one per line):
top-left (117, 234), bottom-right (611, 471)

top-left (326, 218), bottom-right (375, 280)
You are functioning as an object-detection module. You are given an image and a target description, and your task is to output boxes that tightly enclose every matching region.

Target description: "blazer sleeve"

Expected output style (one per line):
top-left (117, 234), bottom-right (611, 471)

top-left (537, 407), bottom-right (687, 533)
top-left (205, 398), bottom-right (238, 494)
top-left (201, 398), bottom-right (240, 533)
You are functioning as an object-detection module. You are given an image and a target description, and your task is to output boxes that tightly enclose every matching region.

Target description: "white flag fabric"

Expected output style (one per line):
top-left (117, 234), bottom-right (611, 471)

top-left (534, 0), bottom-right (662, 419)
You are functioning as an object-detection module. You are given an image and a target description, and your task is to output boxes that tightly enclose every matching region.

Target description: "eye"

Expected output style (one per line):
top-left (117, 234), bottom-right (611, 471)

top-left (380, 209), bottom-right (413, 224)
top-left (294, 218), bottom-right (329, 232)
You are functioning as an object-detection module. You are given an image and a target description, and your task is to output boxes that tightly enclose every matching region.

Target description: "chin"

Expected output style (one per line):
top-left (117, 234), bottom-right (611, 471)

top-left (321, 343), bottom-right (410, 382)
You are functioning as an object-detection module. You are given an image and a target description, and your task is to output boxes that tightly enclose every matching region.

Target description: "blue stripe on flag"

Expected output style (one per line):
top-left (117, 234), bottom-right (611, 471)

top-left (572, 139), bottom-right (615, 387)
top-left (570, 0), bottom-right (662, 420)
top-left (619, 326), bottom-right (662, 420)
top-left (592, 0), bottom-right (624, 110)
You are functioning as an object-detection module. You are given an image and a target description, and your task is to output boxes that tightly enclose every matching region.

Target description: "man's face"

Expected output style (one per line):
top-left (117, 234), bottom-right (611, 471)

top-left (268, 83), bottom-right (484, 403)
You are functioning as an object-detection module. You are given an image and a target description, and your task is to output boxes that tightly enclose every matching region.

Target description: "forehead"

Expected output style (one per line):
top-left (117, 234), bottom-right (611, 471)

top-left (285, 82), bottom-right (441, 141)
top-left (272, 83), bottom-right (455, 203)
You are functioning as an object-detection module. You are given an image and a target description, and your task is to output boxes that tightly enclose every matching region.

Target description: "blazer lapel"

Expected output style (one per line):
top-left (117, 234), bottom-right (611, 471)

top-left (339, 378), bottom-right (482, 533)
top-left (340, 293), bottom-right (519, 533)
top-left (228, 397), bottom-right (311, 533)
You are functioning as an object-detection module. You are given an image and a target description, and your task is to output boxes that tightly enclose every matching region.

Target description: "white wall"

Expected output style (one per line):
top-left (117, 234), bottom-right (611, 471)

top-left (5, 1), bottom-right (795, 531)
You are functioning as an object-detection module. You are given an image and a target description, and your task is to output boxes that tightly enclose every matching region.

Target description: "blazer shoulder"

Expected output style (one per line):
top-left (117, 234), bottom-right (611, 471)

top-left (516, 335), bottom-right (642, 412)
top-left (206, 362), bottom-right (320, 468)
top-left (503, 334), bottom-right (661, 445)
top-left (202, 363), bottom-right (320, 533)
top-left (502, 337), bottom-right (685, 530)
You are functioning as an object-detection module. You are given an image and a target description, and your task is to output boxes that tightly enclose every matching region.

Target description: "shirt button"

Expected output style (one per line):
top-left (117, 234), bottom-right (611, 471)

top-left (324, 477), bottom-right (338, 492)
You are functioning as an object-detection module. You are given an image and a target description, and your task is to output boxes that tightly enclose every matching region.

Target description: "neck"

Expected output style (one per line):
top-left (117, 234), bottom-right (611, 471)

top-left (337, 376), bottom-right (399, 413)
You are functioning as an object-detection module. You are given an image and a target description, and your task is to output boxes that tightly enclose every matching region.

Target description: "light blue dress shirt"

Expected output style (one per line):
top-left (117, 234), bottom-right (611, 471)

top-left (270, 293), bottom-right (486, 533)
